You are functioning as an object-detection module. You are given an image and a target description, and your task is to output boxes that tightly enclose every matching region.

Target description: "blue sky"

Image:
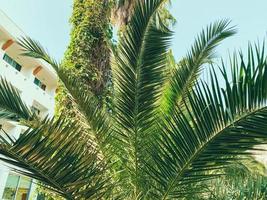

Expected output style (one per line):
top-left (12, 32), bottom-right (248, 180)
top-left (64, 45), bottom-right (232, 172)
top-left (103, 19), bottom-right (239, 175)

top-left (1, 0), bottom-right (267, 61)
top-left (0, 0), bottom-right (72, 59)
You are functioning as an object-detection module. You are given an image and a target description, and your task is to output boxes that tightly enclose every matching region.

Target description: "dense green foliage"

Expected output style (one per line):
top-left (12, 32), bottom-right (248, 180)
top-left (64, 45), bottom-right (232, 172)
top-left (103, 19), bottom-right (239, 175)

top-left (206, 167), bottom-right (267, 200)
top-left (186, 159), bottom-right (267, 200)
top-left (1, 0), bottom-right (267, 199)
top-left (56, 0), bottom-right (113, 116)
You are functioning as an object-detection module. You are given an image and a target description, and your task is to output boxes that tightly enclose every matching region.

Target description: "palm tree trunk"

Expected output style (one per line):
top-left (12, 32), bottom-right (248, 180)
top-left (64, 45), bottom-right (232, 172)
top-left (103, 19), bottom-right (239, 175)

top-left (56, 0), bottom-right (112, 117)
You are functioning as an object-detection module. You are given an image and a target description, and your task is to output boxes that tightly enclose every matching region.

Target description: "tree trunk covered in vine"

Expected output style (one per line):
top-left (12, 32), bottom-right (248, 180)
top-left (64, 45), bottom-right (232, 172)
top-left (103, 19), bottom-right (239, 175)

top-left (56, 0), bottom-right (112, 117)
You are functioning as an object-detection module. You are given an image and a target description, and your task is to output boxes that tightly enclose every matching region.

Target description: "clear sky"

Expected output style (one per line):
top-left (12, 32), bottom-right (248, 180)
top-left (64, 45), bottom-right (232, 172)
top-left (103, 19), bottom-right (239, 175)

top-left (0, 0), bottom-right (72, 60)
top-left (1, 0), bottom-right (267, 61)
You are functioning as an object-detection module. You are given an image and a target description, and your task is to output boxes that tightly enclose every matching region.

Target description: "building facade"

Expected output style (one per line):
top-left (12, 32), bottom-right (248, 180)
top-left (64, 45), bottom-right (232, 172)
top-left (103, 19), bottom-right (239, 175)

top-left (0, 10), bottom-right (57, 200)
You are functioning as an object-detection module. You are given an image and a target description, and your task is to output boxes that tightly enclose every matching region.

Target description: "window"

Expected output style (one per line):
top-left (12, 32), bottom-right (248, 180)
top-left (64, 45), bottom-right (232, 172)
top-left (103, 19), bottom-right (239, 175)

top-left (2, 174), bottom-right (19, 200)
top-left (16, 177), bottom-right (31, 200)
top-left (31, 106), bottom-right (41, 115)
top-left (34, 77), bottom-right (46, 91)
top-left (3, 54), bottom-right (22, 72)
top-left (2, 173), bottom-right (32, 200)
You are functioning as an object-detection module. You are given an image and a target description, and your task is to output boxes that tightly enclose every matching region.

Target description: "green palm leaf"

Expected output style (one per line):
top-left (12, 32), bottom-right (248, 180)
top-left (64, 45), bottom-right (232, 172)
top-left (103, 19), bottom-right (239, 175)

top-left (148, 43), bottom-right (267, 199)
top-left (17, 37), bottom-right (112, 155)
top-left (0, 116), bottom-right (112, 200)
top-left (112, 0), bottom-right (172, 197)
top-left (0, 77), bottom-right (32, 121)
top-left (205, 162), bottom-right (267, 200)
top-left (161, 19), bottom-right (236, 114)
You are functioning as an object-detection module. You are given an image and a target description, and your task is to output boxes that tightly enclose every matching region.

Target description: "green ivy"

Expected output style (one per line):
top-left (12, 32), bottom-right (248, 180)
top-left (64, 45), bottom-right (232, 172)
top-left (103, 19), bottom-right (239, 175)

top-left (56, 0), bottom-right (113, 117)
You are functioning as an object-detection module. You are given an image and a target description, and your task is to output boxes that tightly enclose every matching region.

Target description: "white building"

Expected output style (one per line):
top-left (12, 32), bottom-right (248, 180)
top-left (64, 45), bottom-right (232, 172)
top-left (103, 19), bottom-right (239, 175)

top-left (0, 10), bottom-right (57, 200)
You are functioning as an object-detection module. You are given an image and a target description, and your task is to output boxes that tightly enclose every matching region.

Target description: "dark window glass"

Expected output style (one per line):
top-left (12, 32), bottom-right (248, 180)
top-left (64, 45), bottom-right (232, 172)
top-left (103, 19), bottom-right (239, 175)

top-left (3, 54), bottom-right (22, 71)
top-left (41, 84), bottom-right (46, 91)
top-left (34, 77), bottom-right (41, 86)
top-left (34, 77), bottom-right (46, 91)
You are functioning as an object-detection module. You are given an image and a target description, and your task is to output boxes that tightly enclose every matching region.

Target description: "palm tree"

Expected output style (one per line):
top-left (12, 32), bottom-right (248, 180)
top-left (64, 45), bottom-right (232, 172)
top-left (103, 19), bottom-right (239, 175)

top-left (1, 0), bottom-right (267, 199)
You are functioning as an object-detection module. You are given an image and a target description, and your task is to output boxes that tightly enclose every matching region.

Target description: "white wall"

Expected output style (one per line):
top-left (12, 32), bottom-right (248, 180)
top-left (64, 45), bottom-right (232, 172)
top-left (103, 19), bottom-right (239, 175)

top-left (0, 13), bottom-right (57, 199)
top-left (0, 163), bottom-right (9, 198)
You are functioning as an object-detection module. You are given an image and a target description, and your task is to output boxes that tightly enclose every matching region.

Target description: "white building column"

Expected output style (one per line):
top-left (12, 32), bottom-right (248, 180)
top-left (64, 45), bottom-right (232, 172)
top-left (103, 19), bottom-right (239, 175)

top-left (0, 162), bottom-right (9, 199)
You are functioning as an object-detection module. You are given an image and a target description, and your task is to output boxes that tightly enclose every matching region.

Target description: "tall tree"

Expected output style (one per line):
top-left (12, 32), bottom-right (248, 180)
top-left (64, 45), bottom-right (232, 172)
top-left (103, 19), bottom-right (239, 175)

top-left (56, 0), bottom-right (112, 116)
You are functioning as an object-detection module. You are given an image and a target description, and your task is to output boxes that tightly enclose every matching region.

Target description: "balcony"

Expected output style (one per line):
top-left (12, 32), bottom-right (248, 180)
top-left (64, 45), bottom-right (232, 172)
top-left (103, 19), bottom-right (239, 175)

top-left (0, 59), bottom-right (26, 92)
top-left (0, 59), bottom-right (55, 111)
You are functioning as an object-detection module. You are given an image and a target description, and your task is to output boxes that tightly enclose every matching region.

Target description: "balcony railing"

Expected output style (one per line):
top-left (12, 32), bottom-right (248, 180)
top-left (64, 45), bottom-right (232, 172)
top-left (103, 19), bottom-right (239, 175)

top-left (0, 60), bottom-right (54, 110)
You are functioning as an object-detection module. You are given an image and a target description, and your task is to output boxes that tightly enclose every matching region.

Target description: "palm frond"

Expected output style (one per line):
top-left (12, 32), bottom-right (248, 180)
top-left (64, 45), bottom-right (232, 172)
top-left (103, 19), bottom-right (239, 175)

top-left (0, 77), bottom-right (32, 121)
top-left (0, 116), bottom-right (112, 200)
top-left (112, 0), bottom-right (172, 197)
top-left (18, 37), bottom-right (59, 71)
top-left (161, 19), bottom-right (236, 115)
top-left (148, 43), bottom-right (267, 199)
top-left (55, 72), bottom-right (112, 152)
top-left (17, 37), bottom-right (111, 154)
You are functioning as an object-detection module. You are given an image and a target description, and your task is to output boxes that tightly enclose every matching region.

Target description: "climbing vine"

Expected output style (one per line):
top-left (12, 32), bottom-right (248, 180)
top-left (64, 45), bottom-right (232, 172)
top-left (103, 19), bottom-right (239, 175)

top-left (56, 0), bottom-right (113, 117)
